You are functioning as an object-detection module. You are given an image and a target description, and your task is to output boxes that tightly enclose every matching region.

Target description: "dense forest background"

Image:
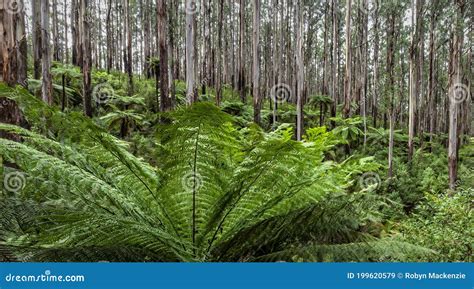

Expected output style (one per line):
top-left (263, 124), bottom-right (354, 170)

top-left (0, 0), bottom-right (472, 262)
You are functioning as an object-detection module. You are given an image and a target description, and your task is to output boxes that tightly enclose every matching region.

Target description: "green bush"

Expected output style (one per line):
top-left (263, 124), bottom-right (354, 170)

top-left (397, 189), bottom-right (473, 262)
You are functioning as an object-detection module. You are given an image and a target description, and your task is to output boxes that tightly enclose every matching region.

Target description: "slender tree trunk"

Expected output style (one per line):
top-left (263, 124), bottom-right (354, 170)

top-left (201, 0), bottom-right (210, 95)
top-left (71, 0), bottom-right (82, 67)
top-left (408, 0), bottom-right (419, 161)
top-left (216, 0), bottom-right (224, 106)
top-left (192, 4), bottom-right (198, 102)
top-left (0, 0), bottom-right (27, 134)
top-left (52, 0), bottom-right (60, 61)
top-left (81, 0), bottom-right (92, 117)
top-left (296, 0), bottom-right (304, 140)
top-left (386, 12), bottom-right (397, 178)
top-left (41, 0), bottom-right (53, 105)
top-left (343, 0), bottom-right (352, 118)
top-left (239, 0), bottom-right (246, 103)
top-left (359, 0), bottom-right (368, 147)
top-left (169, 0), bottom-right (177, 106)
top-left (448, 0), bottom-right (465, 190)
top-left (272, 0), bottom-right (282, 128)
top-left (428, 0), bottom-right (439, 151)
top-left (64, 0), bottom-right (69, 63)
top-left (372, 9), bottom-right (379, 128)
top-left (330, 0), bottom-right (338, 127)
top-left (322, 1), bottom-right (329, 97)
top-left (185, 0), bottom-right (196, 104)
top-left (157, 0), bottom-right (171, 112)
top-left (252, 0), bottom-right (260, 124)
top-left (125, 0), bottom-right (133, 96)
top-left (106, 0), bottom-right (113, 73)
top-left (416, 0), bottom-right (425, 143)
top-left (32, 0), bottom-right (42, 80)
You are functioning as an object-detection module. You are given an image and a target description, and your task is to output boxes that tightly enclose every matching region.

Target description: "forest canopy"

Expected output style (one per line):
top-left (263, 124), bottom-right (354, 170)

top-left (0, 0), bottom-right (472, 262)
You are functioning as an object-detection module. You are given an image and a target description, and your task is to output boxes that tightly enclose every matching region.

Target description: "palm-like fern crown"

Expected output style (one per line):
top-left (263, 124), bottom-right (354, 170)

top-left (0, 84), bottom-right (432, 262)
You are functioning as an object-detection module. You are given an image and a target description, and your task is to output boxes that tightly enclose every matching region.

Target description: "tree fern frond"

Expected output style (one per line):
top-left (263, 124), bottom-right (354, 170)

top-left (0, 86), bottom-right (430, 262)
top-left (251, 240), bottom-right (436, 262)
top-left (210, 191), bottom-right (387, 261)
top-left (157, 103), bottom-right (240, 253)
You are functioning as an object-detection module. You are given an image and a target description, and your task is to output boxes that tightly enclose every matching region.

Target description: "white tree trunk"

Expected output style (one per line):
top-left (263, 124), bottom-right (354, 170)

top-left (252, 0), bottom-right (260, 124)
top-left (296, 0), bottom-right (304, 140)
top-left (41, 0), bottom-right (52, 105)
top-left (185, 0), bottom-right (196, 104)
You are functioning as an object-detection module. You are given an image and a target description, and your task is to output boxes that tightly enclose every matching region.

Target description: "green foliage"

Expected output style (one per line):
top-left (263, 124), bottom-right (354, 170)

top-left (100, 110), bottom-right (146, 133)
top-left (385, 151), bottom-right (449, 211)
top-left (330, 117), bottom-right (364, 145)
top-left (457, 138), bottom-right (474, 190)
top-left (0, 85), bottom-right (429, 262)
top-left (307, 94), bottom-right (333, 110)
top-left (51, 62), bottom-right (82, 79)
top-left (397, 190), bottom-right (473, 262)
top-left (366, 127), bottom-right (407, 147)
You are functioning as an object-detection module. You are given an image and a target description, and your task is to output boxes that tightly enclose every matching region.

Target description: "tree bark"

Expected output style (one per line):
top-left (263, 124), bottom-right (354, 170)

top-left (41, 0), bottom-right (53, 105)
top-left (32, 0), bottom-right (42, 79)
top-left (252, 0), bottom-right (261, 124)
top-left (408, 0), bottom-right (419, 161)
top-left (52, 0), bottom-right (60, 61)
top-left (157, 0), bottom-right (171, 112)
top-left (448, 0), bottom-right (465, 190)
top-left (386, 10), bottom-right (398, 178)
top-left (342, 0), bottom-right (352, 118)
top-left (239, 0), bottom-right (246, 103)
top-left (428, 0), bottom-right (439, 151)
top-left (64, 0), bottom-right (69, 63)
top-left (0, 0), bottom-right (27, 132)
top-left (185, 0), bottom-right (196, 105)
top-left (71, 0), bottom-right (82, 67)
top-left (81, 0), bottom-right (92, 117)
top-left (296, 0), bottom-right (304, 140)
top-left (216, 0), bottom-right (224, 106)
top-left (106, 0), bottom-right (113, 73)
top-left (330, 0), bottom-right (338, 127)
top-left (372, 8), bottom-right (379, 128)
top-left (125, 0), bottom-right (133, 96)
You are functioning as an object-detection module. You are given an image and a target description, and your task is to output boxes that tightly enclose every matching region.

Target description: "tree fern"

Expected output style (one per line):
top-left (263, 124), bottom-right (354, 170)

top-left (0, 85), bottom-right (431, 262)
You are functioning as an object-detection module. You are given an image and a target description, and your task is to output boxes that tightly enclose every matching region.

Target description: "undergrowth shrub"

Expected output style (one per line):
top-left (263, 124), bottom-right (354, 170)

top-left (397, 189), bottom-right (473, 262)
